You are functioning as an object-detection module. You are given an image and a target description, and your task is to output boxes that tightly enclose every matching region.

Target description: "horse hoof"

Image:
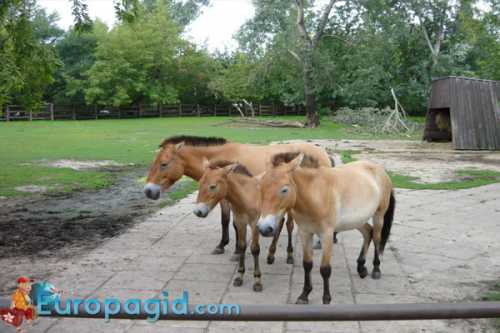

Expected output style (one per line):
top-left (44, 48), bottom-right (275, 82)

top-left (295, 297), bottom-right (308, 305)
top-left (286, 256), bottom-right (294, 265)
top-left (358, 267), bottom-right (368, 279)
top-left (211, 247), bottom-right (224, 255)
top-left (253, 283), bottom-right (263, 292)
top-left (230, 253), bottom-right (240, 262)
top-left (267, 256), bottom-right (275, 265)
top-left (313, 241), bottom-right (322, 250)
top-left (233, 277), bottom-right (243, 287)
top-left (371, 270), bottom-right (381, 280)
top-left (322, 296), bottom-right (332, 304)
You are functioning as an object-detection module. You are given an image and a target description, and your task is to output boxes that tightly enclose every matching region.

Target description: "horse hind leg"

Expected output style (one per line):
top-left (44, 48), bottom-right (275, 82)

top-left (371, 213), bottom-right (383, 279)
top-left (266, 216), bottom-right (286, 265)
top-left (356, 223), bottom-right (372, 279)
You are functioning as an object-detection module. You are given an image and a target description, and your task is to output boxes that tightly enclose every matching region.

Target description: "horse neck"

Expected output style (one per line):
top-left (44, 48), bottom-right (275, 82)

top-left (180, 144), bottom-right (234, 180)
top-left (291, 168), bottom-right (321, 214)
top-left (226, 175), bottom-right (259, 215)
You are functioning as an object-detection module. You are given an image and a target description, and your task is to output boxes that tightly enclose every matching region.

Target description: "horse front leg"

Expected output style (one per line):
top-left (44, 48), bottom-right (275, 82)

top-left (212, 200), bottom-right (231, 255)
top-left (320, 228), bottom-right (334, 304)
top-left (266, 216), bottom-right (285, 264)
top-left (286, 215), bottom-right (294, 264)
top-left (250, 223), bottom-right (262, 292)
top-left (233, 219), bottom-right (247, 287)
top-left (296, 230), bottom-right (313, 304)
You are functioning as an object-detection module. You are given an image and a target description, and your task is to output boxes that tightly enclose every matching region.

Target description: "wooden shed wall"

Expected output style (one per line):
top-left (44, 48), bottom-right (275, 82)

top-left (449, 78), bottom-right (500, 150)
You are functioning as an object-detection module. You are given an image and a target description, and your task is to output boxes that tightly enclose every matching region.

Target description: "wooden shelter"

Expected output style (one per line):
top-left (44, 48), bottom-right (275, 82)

top-left (423, 76), bottom-right (500, 150)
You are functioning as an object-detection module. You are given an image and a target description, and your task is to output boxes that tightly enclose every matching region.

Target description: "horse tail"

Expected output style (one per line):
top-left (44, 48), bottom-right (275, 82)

top-left (380, 190), bottom-right (395, 255)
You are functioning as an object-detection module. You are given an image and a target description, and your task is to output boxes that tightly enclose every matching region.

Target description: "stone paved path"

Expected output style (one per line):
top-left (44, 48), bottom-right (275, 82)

top-left (2, 184), bottom-right (500, 333)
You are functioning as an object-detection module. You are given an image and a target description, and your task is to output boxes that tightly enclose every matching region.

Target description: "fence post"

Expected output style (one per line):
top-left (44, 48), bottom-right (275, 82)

top-left (159, 105), bottom-right (163, 118)
top-left (29, 109), bottom-right (33, 121)
top-left (72, 105), bottom-right (76, 120)
top-left (179, 104), bottom-right (182, 116)
top-left (94, 105), bottom-right (98, 119)
top-left (5, 106), bottom-right (9, 122)
top-left (49, 103), bottom-right (54, 121)
top-left (197, 104), bottom-right (200, 117)
top-left (259, 104), bottom-right (262, 116)
top-left (214, 105), bottom-right (217, 117)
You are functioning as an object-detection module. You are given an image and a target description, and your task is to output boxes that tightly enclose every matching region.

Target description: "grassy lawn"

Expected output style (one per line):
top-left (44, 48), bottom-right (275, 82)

top-left (1, 116), bottom-right (420, 197)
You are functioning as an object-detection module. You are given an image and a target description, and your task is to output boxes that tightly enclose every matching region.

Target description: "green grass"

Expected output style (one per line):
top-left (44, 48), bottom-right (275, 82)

top-left (484, 282), bottom-right (500, 331)
top-left (340, 150), bottom-right (359, 164)
top-left (390, 169), bottom-right (500, 190)
top-left (0, 116), bottom-right (419, 197)
top-left (167, 178), bottom-right (198, 202)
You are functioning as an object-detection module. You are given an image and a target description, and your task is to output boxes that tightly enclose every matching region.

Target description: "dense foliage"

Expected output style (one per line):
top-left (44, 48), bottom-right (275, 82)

top-left (0, 0), bottom-right (498, 116)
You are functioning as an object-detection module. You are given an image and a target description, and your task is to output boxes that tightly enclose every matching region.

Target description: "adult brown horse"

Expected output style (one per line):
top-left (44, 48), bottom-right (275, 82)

top-left (257, 152), bottom-right (395, 305)
top-left (144, 135), bottom-right (333, 258)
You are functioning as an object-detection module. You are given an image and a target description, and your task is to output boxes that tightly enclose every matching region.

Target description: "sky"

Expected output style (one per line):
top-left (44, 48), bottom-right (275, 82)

top-left (38, 0), bottom-right (255, 52)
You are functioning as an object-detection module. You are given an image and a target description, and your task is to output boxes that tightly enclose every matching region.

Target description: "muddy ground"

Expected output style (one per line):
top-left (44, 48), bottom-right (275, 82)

top-left (0, 167), bottom-right (177, 295)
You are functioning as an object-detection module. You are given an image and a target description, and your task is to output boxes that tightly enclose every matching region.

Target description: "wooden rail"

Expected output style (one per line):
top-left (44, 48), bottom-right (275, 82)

top-left (1, 104), bottom-right (306, 121)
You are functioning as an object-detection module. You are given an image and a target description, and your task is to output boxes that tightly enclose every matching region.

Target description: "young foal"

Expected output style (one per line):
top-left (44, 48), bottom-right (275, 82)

top-left (194, 160), bottom-right (263, 291)
top-left (257, 153), bottom-right (395, 304)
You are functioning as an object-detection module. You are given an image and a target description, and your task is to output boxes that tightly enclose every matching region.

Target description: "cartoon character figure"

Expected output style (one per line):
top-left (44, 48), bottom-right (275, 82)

top-left (1, 277), bottom-right (38, 333)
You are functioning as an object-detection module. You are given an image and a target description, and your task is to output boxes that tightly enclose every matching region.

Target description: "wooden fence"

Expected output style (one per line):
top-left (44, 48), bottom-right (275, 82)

top-left (0, 104), bottom-right (306, 121)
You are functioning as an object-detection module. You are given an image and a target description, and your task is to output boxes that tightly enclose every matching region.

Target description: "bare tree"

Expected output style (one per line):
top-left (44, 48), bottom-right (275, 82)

top-left (293, 0), bottom-right (337, 128)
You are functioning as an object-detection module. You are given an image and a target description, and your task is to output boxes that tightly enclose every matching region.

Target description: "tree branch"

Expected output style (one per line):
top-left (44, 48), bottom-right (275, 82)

top-left (287, 49), bottom-right (302, 62)
top-left (294, 0), bottom-right (312, 46)
top-left (313, 0), bottom-right (337, 48)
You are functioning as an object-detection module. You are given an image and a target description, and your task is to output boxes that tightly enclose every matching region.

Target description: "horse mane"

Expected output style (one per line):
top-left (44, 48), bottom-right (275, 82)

top-left (209, 160), bottom-right (253, 177)
top-left (159, 135), bottom-right (227, 148)
top-left (271, 152), bottom-right (319, 168)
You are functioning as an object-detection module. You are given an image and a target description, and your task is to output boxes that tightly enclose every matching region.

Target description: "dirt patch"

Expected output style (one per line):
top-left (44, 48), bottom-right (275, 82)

top-left (0, 167), bottom-right (179, 295)
top-left (289, 139), bottom-right (500, 183)
top-left (14, 185), bottom-right (49, 193)
top-left (46, 159), bottom-right (128, 170)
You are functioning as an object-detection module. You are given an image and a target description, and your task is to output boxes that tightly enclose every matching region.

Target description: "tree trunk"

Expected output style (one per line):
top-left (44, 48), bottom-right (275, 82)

top-left (302, 45), bottom-right (319, 128)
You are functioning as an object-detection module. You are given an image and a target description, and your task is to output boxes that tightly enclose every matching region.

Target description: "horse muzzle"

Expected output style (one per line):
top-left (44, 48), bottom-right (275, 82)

top-left (257, 215), bottom-right (278, 237)
top-left (193, 203), bottom-right (210, 218)
top-left (144, 183), bottom-right (161, 200)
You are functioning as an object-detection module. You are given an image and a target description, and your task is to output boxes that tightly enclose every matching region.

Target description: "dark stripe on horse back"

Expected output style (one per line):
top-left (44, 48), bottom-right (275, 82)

top-left (160, 135), bottom-right (227, 147)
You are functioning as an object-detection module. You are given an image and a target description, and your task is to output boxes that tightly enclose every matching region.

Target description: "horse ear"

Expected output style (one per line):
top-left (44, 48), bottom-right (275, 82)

top-left (202, 158), bottom-right (210, 170)
top-left (175, 141), bottom-right (185, 152)
top-left (223, 163), bottom-right (238, 174)
top-left (254, 172), bottom-right (264, 183)
top-left (288, 153), bottom-right (304, 172)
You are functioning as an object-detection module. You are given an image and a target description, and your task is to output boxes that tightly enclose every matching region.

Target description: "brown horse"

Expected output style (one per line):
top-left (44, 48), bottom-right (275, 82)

top-left (144, 135), bottom-right (332, 260)
top-left (257, 152), bottom-right (395, 305)
top-left (194, 160), bottom-right (264, 291)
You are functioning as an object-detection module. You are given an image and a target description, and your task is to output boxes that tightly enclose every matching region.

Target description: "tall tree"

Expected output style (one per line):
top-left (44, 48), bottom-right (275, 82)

top-left (292, 0), bottom-right (337, 127)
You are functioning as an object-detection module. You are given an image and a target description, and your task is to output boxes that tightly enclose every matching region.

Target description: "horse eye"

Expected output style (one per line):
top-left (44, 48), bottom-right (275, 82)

top-left (208, 184), bottom-right (217, 192)
top-left (160, 161), bottom-right (170, 169)
top-left (280, 186), bottom-right (289, 196)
